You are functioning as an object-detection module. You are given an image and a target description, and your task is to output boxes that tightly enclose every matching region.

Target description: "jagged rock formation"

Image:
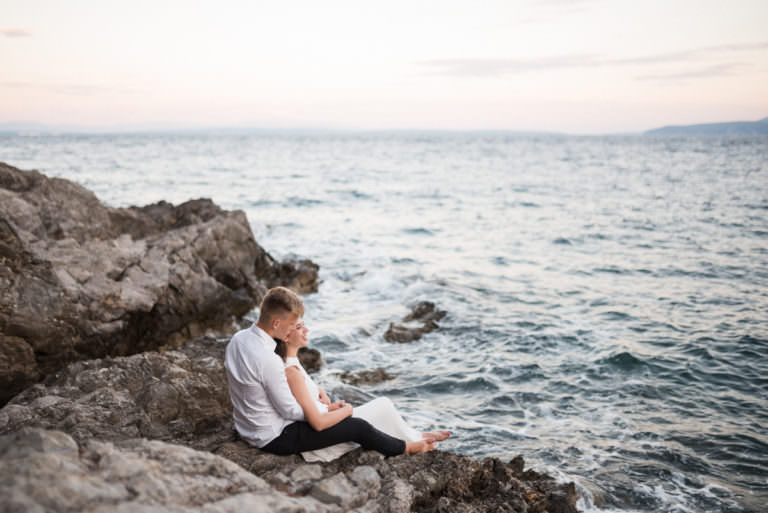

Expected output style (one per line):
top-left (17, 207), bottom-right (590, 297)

top-left (0, 337), bottom-right (580, 513)
top-left (0, 162), bottom-right (318, 405)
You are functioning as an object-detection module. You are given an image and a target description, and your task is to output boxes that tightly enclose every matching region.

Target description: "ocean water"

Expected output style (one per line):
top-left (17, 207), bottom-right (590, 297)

top-left (2, 133), bottom-right (767, 512)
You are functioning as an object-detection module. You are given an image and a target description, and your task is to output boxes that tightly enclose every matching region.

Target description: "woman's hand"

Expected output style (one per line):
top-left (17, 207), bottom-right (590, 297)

top-left (327, 400), bottom-right (346, 411)
top-left (318, 388), bottom-right (331, 405)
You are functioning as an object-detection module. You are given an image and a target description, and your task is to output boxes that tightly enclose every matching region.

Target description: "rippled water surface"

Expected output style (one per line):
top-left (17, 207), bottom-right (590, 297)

top-left (2, 133), bottom-right (767, 512)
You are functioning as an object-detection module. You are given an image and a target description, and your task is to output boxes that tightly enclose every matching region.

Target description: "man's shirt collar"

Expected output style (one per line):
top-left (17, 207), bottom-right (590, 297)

top-left (251, 323), bottom-right (276, 351)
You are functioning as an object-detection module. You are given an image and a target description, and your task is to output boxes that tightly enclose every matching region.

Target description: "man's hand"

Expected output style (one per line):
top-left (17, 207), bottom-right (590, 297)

top-left (327, 400), bottom-right (346, 411)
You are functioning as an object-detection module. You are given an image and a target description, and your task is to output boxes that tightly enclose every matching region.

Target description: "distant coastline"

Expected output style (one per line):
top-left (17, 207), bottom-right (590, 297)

top-left (645, 116), bottom-right (768, 136)
top-left (2, 117), bottom-right (768, 136)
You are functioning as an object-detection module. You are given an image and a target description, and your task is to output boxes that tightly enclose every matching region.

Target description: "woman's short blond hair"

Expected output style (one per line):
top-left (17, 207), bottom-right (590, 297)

top-left (257, 286), bottom-right (305, 324)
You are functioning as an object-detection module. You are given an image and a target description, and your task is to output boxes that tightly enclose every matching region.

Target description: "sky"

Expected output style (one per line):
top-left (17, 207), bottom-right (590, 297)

top-left (1, 0), bottom-right (767, 134)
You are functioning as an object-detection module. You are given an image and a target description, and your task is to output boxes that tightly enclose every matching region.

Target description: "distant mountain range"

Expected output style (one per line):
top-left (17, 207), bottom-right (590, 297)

top-left (645, 117), bottom-right (768, 136)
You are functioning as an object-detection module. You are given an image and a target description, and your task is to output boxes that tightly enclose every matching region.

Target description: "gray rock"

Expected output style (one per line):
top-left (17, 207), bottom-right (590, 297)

top-left (0, 162), bottom-right (319, 406)
top-left (0, 337), bottom-right (232, 446)
top-left (269, 472), bottom-right (293, 486)
top-left (199, 492), bottom-right (331, 513)
top-left (311, 473), bottom-right (361, 507)
top-left (348, 465), bottom-right (381, 498)
top-left (378, 478), bottom-right (414, 513)
top-left (0, 332), bottom-right (581, 513)
top-left (338, 368), bottom-right (395, 386)
top-left (0, 427), bottom-right (332, 513)
top-left (328, 385), bottom-right (377, 407)
top-left (350, 499), bottom-right (382, 513)
top-left (291, 464), bottom-right (325, 482)
top-left (383, 301), bottom-right (446, 343)
top-left (298, 346), bottom-right (324, 373)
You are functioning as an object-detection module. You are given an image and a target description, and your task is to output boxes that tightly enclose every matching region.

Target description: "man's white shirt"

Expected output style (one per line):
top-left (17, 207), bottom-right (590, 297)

top-left (224, 324), bottom-right (305, 447)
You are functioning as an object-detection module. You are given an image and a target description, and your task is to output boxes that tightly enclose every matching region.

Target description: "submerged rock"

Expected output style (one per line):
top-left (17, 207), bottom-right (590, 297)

top-left (384, 301), bottom-right (447, 343)
top-left (0, 162), bottom-right (319, 406)
top-left (0, 338), bottom-right (580, 513)
top-left (338, 368), bottom-right (395, 386)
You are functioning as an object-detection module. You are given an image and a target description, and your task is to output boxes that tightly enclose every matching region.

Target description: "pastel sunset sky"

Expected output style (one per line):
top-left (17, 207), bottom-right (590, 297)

top-left (2, 0), bottom-right (767, 133)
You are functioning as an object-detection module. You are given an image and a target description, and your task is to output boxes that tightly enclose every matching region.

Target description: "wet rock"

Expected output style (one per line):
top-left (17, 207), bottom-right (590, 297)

top-left (256, 256), bottom-right (320, 295)
top-left (329, 384), bottom-right (377, 407)
top-left (338, 368), bottom-right (395, 386)
top-left (298, 347), bottom-right (324, 373)
top-left (0, 162), bottom-right (319, 406)
top-left (546, 482), bottom-right (580, 513)
top-left (382, 452), bottom-right (580, 513)
top-left (384, 301), bottom-right (447, 343)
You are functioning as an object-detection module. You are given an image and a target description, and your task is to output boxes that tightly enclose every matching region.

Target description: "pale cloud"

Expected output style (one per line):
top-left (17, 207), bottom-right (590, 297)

top-left (420, 55), bottom-right (600, 77)
top-left (1, 81), bottom-right (30, 88)
top-left (1, 28), bottom-right (32, 37)
top-left (636, 63), bottom-right (744, 81)
top-left (419, 41), bottom-right (768, 78)
top-left (610, 42), bottom-right (768, 65)
top-left (2, 81), bottom-right (139, 96)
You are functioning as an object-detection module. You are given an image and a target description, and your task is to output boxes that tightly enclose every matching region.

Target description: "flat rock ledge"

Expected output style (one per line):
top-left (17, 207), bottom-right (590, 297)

top-left (0, 162), bottom-right (319, 405)
top-left (0, 337), bottom-right (581, 513)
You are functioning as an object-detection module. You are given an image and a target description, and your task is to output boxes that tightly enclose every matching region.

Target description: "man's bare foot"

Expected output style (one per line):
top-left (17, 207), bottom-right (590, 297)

top-left (422, 430), bottom-right (451, 442)
top-left (405, 439), bottom-right (435, 454)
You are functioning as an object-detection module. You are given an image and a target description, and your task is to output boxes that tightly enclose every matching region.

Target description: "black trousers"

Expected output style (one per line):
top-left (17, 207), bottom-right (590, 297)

top-left (262, 417), bottom-right (406, 457)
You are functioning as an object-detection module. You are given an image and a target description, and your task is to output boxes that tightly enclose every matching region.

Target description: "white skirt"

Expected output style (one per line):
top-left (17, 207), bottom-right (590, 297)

top-left (301, 397), bottom-right (422, 462)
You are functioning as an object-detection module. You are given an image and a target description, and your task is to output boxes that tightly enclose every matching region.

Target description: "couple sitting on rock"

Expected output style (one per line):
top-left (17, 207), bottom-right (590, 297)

top-left (225, 286), bottom-right (450, 460)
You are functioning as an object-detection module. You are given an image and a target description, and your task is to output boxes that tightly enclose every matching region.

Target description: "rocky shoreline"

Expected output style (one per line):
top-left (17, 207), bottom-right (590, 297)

top-left (0, 163), bottom-right (580, 512)
top-left (0, 162), bottom-right (317, 405)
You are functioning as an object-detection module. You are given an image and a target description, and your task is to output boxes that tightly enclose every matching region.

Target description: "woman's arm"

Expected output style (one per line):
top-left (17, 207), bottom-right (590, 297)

top-left (285, 367), bottom-right (352, 431)
top-left (318, 387), bottom-right (331, 405)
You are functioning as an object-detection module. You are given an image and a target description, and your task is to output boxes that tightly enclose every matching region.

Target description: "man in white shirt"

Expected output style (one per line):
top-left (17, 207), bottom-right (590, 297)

top-left (224, 286), bottom-right (408, 456)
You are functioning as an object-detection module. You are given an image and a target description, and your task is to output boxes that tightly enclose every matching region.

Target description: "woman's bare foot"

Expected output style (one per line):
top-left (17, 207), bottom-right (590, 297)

top-left (405, 439), bottom-right (435, 454)
top-left (422, 430), bottom-right (451, 442)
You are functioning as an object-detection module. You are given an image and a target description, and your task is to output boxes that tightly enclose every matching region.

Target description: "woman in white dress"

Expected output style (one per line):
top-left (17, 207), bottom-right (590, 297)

top-left (276, 320), bottom-right (450, 462)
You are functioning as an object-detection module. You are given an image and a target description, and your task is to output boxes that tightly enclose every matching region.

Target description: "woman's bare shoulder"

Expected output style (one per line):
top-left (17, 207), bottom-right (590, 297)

top-left (285, 365), bottom-right (304, 383)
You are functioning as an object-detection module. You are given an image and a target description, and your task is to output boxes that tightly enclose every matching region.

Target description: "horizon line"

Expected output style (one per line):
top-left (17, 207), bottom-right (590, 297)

top-left (1, 115), bottom-right (767, 137)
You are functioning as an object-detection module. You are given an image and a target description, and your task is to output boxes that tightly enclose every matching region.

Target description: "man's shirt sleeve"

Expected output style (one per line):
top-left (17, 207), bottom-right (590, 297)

top-left (261, 354), bottom-right (306, 421)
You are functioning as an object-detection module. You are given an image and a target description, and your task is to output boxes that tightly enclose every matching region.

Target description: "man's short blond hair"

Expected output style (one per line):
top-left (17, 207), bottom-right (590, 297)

top-left (258, 287), bottom-right (304, 324)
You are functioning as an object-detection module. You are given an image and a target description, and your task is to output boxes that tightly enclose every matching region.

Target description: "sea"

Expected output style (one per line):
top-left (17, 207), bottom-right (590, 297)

top-left (1, 132), bottom-right (766, 513)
